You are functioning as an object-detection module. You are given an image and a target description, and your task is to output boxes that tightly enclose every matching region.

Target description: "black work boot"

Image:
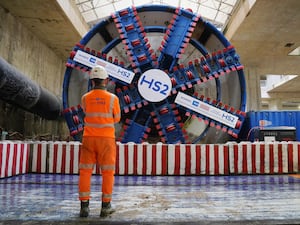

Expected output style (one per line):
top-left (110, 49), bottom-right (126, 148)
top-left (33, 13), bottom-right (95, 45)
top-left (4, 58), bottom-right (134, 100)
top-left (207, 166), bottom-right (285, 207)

top-left (80, 200), bottom-right (90, 217)
top-left (100, 202), bottom-right (115, 217)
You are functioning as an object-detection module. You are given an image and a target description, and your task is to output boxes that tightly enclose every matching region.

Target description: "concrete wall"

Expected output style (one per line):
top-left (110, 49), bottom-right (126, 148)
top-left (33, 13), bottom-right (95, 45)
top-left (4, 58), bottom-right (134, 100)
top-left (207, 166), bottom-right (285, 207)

top-left (0, 5), bottom-right (69, 140)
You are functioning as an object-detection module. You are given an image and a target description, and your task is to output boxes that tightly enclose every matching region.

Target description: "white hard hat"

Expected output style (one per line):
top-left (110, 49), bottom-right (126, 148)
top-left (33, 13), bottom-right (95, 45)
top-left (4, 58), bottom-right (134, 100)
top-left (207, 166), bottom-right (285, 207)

top-left (90, 65), bottom-right (108, 79)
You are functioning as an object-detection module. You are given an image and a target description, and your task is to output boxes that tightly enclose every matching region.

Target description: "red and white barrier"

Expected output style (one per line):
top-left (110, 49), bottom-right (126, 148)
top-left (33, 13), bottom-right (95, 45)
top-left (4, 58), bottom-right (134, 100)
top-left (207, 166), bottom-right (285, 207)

top-left (31, 141), bottom-right (48, 173)
top-left (30, 141), bottom-right (81, 174)
top-left (117, 142), bottom-right (300, 175)
top-left (228, 142), bottom-right (300, 174)
top-left (0, 141), bottom-right (29, 178)
top-left (167, 144), bottom-right (229, 175)
top-left (48, 142), bottom-right (81, 174)
top-left (288, 142), bottom-right (300, 173)
top-left (1, 141), bottom-right (299, 176)
top-left (116, 143), bottom-right (168, 175)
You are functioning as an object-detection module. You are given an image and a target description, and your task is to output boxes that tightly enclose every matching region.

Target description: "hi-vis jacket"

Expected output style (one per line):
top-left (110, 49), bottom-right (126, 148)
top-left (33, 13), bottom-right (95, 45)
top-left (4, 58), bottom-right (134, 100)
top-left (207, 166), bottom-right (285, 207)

top-left (81, 89), bottom-right (121, 138)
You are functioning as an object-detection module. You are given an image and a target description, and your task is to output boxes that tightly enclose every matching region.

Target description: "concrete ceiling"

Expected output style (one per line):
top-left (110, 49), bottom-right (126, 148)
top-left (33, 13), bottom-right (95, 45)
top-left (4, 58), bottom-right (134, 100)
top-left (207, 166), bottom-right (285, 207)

top-left (228, 0), bottom-right (300, 104)
top-left (229, 0), bottom-right (300, 75)
top-left (0, 0), bottom-right (299, 107)
top-left (0, 0), bottom-right (88, 59)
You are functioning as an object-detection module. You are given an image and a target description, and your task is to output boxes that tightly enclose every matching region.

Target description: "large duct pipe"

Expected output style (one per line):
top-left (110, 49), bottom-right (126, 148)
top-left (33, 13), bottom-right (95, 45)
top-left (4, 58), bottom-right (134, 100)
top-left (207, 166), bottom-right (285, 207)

top-left (0, 56), bottom-right (61, 120)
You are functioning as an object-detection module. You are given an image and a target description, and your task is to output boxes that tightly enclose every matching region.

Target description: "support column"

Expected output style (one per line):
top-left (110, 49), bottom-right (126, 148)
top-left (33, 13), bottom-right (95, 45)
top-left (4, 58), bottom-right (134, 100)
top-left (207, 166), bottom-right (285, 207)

top-left (268, 98), bottom-right (282, 110)
top-left (245, 67), bottom-right (261, 111)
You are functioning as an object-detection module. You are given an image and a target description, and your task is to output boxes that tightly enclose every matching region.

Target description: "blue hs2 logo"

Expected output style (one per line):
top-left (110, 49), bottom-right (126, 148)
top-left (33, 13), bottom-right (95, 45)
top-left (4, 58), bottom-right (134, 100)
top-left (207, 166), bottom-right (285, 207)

top-left (139, 75), bottom-right (169, 96)
top-left (137, 69), bottom-right (172, 102)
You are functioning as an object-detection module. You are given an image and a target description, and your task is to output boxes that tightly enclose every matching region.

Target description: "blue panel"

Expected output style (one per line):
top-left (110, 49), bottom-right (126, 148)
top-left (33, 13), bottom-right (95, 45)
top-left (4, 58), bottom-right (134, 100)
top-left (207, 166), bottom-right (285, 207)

top-left (241, 111), bottom-right (300, 141)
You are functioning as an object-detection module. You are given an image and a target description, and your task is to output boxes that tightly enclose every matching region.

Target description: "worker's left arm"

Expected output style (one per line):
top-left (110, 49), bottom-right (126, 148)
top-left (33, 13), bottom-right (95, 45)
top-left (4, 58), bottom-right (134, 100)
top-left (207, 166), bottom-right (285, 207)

top-left (113, 96), bottom-right (121, 123)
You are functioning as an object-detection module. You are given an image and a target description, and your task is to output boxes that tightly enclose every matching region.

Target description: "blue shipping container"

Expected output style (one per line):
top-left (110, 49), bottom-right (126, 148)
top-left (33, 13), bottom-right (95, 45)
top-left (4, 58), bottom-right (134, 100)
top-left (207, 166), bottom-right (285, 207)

top-left (241, 111), bottom-right (300, 141)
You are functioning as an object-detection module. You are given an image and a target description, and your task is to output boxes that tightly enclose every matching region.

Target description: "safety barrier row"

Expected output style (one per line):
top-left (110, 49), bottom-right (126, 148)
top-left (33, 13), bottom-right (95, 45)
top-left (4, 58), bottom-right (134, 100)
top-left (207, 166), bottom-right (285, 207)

top-left (0, 141), bottom-right (299, 178)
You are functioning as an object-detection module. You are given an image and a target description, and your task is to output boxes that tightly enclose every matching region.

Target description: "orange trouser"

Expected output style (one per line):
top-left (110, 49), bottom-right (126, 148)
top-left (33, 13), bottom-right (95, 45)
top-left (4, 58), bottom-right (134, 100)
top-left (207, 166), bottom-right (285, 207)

top-left (78, 136), bottom-right (116, 203)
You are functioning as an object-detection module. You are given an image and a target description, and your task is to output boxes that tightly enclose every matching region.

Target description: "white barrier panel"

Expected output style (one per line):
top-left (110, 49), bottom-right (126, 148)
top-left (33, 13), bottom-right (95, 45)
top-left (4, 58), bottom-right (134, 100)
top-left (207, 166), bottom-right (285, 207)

top-left (116, 143), bottom-right (168, 175)
top-left (288, 142), bottom-right (300, 173)
top-left (0, 141), bottom-right (29, 178)
top-left (228, 142), bottom-right (300, 174)
top-left (48, 142), bottom-right (81, 174)
top-left (31, 141), bottom-right (48, 173)
top-left (167, 144), bottom-right (229, 175)
top-left (30, 141), bottom-right (101, 174)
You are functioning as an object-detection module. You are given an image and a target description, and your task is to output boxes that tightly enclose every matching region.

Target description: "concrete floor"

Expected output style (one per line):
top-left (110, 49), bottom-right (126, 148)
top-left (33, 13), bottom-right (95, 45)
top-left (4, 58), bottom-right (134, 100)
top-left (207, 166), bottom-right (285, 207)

top-left (0, 174), bottom-right (300, 225)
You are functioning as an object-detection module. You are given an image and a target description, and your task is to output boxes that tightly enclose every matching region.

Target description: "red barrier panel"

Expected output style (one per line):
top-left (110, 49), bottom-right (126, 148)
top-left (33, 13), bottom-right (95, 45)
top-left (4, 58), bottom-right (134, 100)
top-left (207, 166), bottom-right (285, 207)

top-left (117, 143), bottom-right (168, 175)
top-left (288, 142), bottom-right (300, 173)
top-left (167, 144), bottom-right (229, 175)
top-left (48, 142), bottom-right (81, 174)
top-left (0, 141), bottom-right (29, 178)
top-left (31, 141), bottom-right (48, 173)
top-left (228, 142), bottom-right (300, 174)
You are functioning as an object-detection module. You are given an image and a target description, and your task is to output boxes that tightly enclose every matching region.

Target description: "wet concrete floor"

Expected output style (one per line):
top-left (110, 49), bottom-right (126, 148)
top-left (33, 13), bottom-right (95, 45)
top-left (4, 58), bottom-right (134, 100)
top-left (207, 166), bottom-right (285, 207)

top-left (0, 174), bottom-right (300, 225)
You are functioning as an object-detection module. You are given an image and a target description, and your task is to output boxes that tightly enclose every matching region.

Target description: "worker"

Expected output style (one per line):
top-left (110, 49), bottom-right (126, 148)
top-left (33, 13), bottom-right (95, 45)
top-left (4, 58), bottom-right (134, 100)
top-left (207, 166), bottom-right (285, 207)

top-left (78, 65), bottom-right (121, 218)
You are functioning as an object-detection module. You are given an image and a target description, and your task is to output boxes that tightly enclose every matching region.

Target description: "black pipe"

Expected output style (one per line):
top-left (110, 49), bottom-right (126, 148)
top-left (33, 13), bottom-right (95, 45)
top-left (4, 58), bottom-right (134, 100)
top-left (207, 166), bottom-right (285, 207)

top-left (0, 56), bottom-right (61, 120)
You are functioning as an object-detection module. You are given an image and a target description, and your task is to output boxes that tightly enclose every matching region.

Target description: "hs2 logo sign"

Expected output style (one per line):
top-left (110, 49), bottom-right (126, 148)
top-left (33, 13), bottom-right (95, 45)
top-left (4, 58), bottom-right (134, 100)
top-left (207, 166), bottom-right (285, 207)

top-left (138, 69), bottom-right (172, 102)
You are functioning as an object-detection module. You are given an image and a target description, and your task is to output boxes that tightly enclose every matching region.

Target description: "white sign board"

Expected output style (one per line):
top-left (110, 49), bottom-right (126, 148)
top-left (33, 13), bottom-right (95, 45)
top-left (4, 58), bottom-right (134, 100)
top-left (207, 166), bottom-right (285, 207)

top-left (73, 50), bottom-right (135, 84)
top-left (138, 69), bottom-right (172, 102)
top-left (175, 92), bottom-right (239, 128)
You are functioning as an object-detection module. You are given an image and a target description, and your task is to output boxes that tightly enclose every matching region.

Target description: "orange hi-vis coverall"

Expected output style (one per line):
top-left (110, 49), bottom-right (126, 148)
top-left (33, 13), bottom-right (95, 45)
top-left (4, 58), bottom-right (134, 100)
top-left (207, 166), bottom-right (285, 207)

top-left (79, 88), bottom-right (121, 203)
